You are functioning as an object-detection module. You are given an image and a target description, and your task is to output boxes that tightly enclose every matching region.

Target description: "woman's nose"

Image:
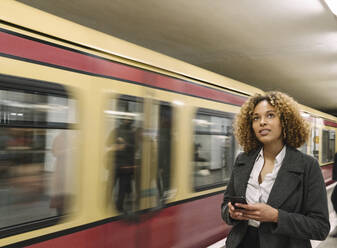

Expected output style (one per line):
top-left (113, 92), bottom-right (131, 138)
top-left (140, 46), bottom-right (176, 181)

top-left (259, 117), bottom-right (266, 126)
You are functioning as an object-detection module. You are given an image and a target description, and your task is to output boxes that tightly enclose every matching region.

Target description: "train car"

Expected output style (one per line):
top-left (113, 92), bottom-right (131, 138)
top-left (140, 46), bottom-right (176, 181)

top-left (299, 105), bottom-right (337, 186)
top-left (0, 1), bottom-right (336, 247)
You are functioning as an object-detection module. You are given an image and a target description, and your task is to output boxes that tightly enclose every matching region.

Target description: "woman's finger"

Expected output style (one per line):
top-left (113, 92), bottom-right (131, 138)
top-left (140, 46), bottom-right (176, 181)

top-left (228, 202), bottom-right (235, 212)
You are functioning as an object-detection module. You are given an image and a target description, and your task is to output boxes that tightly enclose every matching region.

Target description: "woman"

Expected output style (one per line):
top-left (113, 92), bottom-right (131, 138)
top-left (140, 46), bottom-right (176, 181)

top-left (221, 91), bottom-right (330, 248)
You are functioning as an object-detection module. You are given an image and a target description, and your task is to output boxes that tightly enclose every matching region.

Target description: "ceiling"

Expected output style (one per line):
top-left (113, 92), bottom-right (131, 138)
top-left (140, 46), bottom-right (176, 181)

top-left (17, 0), bottom-right (337, 117)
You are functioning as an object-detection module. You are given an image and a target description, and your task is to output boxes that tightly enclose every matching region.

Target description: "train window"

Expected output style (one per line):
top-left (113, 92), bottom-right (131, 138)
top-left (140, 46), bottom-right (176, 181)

top-left (0, 84), bottom-right (77, 237)
top-left (105, 95), bottom-right (143, 213)
top-left (193, 109), bottom-right (235, 191)
top-left (322, 130), bottom-right (335, 163)
top-left (0, 90), bottom-right (76, 127)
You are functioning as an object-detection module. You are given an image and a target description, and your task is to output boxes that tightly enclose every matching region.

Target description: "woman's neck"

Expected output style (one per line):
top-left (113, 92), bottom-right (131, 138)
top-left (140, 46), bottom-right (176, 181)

top-left (263, 140), bottom-right (284, 160)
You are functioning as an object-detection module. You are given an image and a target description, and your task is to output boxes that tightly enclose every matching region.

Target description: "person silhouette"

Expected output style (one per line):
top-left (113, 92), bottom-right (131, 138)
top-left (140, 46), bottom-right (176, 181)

top-left (107, 118), bottom-right (136, 212)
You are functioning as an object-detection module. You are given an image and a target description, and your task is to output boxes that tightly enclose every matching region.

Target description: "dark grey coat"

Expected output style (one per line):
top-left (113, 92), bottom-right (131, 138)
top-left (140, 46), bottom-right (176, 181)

top-left (221, 146), bottom-right (330, 248)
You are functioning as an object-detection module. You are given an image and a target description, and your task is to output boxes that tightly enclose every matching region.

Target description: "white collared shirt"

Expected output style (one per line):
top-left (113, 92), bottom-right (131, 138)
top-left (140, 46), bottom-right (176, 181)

top-left (246, 145), bottom-right (286, 227)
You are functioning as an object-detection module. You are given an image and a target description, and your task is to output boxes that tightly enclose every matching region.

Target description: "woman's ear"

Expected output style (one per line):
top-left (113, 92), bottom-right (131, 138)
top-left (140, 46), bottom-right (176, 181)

top-left (282, 128), bottom-right (286, 140)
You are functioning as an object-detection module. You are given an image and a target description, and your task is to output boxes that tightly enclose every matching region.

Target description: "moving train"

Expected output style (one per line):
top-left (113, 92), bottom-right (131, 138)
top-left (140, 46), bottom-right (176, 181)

top-left (0, 1), bottom-right (336, 247)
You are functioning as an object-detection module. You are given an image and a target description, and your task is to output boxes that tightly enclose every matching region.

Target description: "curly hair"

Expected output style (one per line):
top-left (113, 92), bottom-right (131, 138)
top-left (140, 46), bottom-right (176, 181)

top-left (234, 91), bottom-right (310, 152)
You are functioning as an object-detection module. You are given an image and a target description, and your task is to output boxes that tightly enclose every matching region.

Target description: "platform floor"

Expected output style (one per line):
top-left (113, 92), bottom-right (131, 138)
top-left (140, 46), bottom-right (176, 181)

top-left (209, 182), bottom-right (337, 248)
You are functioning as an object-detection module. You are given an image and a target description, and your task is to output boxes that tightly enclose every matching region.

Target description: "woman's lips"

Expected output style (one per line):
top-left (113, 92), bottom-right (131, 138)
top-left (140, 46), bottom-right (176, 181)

top-left (259, 129), bottom-right (270, 136)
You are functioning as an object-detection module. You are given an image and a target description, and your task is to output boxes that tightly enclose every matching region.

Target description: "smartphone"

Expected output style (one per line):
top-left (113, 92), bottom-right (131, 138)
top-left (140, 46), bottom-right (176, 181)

top-left (228, 196), bottom-right (247, 209)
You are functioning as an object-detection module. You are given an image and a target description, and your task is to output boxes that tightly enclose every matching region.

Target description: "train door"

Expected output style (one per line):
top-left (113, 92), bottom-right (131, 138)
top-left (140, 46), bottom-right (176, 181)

top-left (137, 93), bottom-right (174, 248)
top-left (104, 90), bottom-right (173, 247)
top-left (140, 96), bottom-right (172, 207)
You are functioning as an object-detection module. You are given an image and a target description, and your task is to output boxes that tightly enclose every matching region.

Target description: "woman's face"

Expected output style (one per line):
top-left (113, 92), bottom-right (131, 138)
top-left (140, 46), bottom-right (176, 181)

top-left (252, 100), bottom-right (283, 146)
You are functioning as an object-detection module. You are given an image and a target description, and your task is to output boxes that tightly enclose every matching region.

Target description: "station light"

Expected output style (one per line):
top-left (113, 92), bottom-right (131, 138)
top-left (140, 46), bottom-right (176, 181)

top-left (173, 100), bottom-right (184, 106)
top-left (300, 112), bottom-right (310, 118)
top-left (325, 0), bottom-right (337, 15)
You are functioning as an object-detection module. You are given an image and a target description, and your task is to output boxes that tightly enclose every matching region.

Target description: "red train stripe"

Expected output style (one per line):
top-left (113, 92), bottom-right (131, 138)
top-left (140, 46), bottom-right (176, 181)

top-left (25, 194), bottom-right (230, 248)
top-left (320, 163), bottom-right (334, 186)
top-left (324, 120), bottom-right (337, 128)
top-left (0, 30), bottom-right (246, 106)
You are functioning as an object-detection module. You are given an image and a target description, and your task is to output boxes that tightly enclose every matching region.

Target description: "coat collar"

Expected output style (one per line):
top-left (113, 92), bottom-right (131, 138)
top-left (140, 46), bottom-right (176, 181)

top-left (232, 148), bottom-right (260, 197)
top-left (233, 146), bottom-right (304, 208)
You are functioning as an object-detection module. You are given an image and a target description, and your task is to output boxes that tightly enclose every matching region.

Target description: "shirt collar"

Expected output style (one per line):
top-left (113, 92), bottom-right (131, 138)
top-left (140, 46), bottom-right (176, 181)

top-left (275, 145), bottom-right (287, 164)
top-left (256, 148), bottom-right (263, 162)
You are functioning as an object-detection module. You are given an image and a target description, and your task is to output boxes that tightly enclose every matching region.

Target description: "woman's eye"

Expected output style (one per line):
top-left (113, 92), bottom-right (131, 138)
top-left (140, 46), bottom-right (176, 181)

top-left (267, 113), bottom-right (275, 118)
top-left (252, 116), bottom-right (259, 121)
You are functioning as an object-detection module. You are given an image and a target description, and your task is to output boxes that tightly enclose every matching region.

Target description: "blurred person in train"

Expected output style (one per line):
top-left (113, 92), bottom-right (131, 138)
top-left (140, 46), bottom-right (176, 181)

top-left (107, 118), bottom-right (137, 212)
top-left (330, 152), bottom-right (337, 237)
top-left (50, 131), bottom-right (70, 215)
top-left (221, 91), bottom-right (330, 248)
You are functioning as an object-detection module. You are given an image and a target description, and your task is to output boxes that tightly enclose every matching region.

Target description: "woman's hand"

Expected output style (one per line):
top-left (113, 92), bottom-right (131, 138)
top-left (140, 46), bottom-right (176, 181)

top-left (228, 202), bottom-right (248, 220)
top-left (235, 202), bottom-right (279, 223)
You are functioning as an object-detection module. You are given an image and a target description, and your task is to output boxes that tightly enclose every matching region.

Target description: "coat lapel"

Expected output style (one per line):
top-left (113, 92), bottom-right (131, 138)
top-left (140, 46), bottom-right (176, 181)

top-left (233, 149), bottom-right (260, 197)
top-left (267, 146), bottom-right (304, 208)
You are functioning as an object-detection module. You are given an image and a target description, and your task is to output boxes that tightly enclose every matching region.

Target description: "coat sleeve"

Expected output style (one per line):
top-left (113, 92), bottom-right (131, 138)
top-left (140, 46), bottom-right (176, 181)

top-left (221, 153), bottom-right (242, 226)
top-left (271, 157), bottom-right (330, 240)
